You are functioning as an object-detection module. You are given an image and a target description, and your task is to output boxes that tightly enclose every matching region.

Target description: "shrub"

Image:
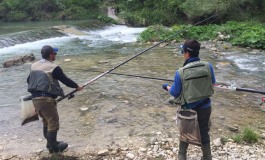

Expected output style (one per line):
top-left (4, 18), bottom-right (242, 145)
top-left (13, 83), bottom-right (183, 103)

top-left (6, 11), bottom-right (27, 21)
top-left (139, 25), bottom-right (171, 42)
top-left (139, 21), bottom-right (265, 49)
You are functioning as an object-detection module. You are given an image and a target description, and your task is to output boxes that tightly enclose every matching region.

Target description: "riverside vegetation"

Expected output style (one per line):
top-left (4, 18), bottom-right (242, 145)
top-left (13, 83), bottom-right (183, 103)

top-left (139, 21), bottom-right (265, 50)
top-left (0, 0), bottom-right (265, 159)
top-left (0, 0), bottom-right (264, 25)
top-left (1, 0), bottom-right (264, 50)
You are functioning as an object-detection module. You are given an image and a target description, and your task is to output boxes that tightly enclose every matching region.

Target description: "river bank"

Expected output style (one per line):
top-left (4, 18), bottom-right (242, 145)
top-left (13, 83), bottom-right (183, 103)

top-left (2, 131), bottom-right (265, 159)
top-left (1, 41), bottom-right (265, 160)
top-left (0, 22), bottom-right (265, 159)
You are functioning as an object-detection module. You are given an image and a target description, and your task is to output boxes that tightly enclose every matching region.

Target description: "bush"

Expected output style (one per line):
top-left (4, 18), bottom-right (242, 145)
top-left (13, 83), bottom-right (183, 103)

top-left (138, 25), bottom-right (171, 42)
top-left (139, 21), bottom-right (265, 49)
top-left (6, 11), bottom-right (27, 21)
top-left (97, 15), bottom-right (116, 24)
top-left (63, 6), bottom-right (93, 20)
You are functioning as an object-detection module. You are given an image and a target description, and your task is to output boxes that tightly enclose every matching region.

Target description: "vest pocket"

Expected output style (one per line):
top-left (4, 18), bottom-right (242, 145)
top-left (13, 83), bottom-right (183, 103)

top-left (184, 75), bottom-right (213, 103)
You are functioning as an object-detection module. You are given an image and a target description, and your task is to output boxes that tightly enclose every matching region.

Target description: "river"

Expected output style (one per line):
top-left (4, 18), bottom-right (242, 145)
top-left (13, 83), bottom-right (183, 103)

top-left (0, 20), bottom-right (265, 159)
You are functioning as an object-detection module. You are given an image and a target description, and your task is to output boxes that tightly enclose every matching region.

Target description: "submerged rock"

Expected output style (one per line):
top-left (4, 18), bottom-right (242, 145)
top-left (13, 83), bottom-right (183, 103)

top-left (51, 25), bottom-right (87, 36)
top-left (3, 54), bottom-right (35, 68)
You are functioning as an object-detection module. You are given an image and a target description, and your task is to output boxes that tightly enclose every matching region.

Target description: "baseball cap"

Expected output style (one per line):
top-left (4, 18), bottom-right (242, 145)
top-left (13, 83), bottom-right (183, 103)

top-left (41, 45), bottom-right (59, 57)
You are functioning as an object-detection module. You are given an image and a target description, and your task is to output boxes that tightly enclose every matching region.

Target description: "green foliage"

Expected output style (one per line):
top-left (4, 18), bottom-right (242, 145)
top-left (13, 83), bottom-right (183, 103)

top-left (231, 134), bottom-right (243, 143)
top-left (63, 6), bottom-right (90, 20)
top-left (0, 0), bottom-right (101, 21)
top-left (221, 21), bottom-right (265, 49)
top-left (97, 15), bottom-right (117, 24)
top-left (0, 0), bottom-right (265, 26)
top-left (115, 0), bottom-right (265, 26)
top-left (116, 0), bottom-right (181, 26)
top-left (229, 127), bottom-right (259, 144)
top-left (242, 127), bottom-right (259, 143)
top-left (139, 21), bottom-right (265, 49)
top-left (6, 10), bottom-right (28, 21)
top-left (182, 25), bottom-right (218, 41)
top-left (138, 25), bottom-right (172, 42)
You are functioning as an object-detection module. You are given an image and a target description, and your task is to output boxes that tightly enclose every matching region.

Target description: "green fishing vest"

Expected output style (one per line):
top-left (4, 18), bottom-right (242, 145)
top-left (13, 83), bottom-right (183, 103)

top-left (172, 61), bottom-right (214, 105)
top-left (28, 59), bottom-right (64, 97)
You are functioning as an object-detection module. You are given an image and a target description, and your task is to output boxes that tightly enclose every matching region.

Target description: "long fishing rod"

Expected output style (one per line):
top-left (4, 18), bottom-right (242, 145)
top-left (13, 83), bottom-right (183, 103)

top-left (57, 14), bottom-right (219, 102)
top-left (214, 84), bottom-right (265, 95)
top-left (82, 69), bottom-right (174, 82)
top-left (84, 70), bottom-right (265, 95)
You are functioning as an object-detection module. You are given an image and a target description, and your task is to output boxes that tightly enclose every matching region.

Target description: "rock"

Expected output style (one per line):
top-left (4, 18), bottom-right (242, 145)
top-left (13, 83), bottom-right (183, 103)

top-left (64, 59), bottom-right (71, 62)
top-left (98, 149), bottom-right (109, 156)
top-left (138, 147), bottom-right (147, 152)
top-left (150, 137), bottom-right (157, 145)
top-left (226, 124), bottom-right (239, 132)
top-left (126, 153), bottom-right (135, 159)
top-left (213, 138), bottom-right (222, 147)
top-left (52, 25), bottom-right (87, 36)
top-left (3, 54), bottom-right (35, 68)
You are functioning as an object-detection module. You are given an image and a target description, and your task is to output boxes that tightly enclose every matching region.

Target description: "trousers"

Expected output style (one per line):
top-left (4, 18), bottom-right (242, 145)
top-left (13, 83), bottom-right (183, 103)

top-left (32, 97), bottom-right (59, 132)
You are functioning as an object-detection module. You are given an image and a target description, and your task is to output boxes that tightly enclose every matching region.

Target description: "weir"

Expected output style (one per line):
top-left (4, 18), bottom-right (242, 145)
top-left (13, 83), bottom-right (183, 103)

top-left (0, 29), bottom-right (65, 48)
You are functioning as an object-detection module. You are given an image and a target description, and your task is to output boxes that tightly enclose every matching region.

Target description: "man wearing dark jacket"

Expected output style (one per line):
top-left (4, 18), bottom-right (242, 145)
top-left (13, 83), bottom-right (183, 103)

top-left (163, 40), bottom-right (216, 160)
top-left (27, 45), bottom-right (83, 153)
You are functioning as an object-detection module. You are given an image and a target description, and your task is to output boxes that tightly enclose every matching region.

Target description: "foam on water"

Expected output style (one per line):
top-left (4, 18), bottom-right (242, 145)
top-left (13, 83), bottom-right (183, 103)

top-left (85, 25), bottom-right (146, 44)
top-left (0, 25), bottom-right (146, 59)
top-left (226, 54), bottom-right (264, 72)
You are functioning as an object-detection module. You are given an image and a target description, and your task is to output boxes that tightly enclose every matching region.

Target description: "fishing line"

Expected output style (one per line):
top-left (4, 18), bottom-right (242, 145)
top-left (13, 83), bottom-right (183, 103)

top-left (80, 69), bottom-right (174, 82)
top-left (57, 14), bottom-right (219, 102)
top-left (84, 70), bottom-right (265, 95)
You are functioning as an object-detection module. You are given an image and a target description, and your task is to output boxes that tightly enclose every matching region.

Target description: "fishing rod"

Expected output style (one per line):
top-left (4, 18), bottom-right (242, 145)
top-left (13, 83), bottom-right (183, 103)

top-left (214, 84), bottom-right (265, 95)
top-left (82, 70), bottom-right (265, 95)
top-left (57, 14), bottom-right (219, 102)
top-left (81, 69), bottom-right (174, 82)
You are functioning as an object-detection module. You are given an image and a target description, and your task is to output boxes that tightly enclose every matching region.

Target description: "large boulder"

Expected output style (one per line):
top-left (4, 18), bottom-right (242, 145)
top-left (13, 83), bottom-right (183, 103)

top-left (3, 54), bottom-right (35, 68)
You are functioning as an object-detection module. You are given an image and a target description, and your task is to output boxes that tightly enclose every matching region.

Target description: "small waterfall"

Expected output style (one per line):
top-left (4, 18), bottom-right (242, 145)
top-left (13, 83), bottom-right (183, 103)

top-left (0, 29), bottom-right (65, 48)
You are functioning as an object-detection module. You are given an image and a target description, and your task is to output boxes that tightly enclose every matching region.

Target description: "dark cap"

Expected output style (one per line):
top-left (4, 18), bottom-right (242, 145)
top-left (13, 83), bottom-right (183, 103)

top-left (41, 45), bottom-right (58, 58)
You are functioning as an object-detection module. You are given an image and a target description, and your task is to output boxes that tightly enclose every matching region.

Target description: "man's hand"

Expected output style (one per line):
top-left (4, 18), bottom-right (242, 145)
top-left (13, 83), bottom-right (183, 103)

top-left (162, 84), bottom-right (169, 91)
top-left (76, 85), bottom-right (83, 91)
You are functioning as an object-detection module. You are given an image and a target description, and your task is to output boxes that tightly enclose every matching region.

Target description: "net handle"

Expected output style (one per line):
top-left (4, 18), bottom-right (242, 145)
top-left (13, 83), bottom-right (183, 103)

top-left (177, 109), bottom-right (197, 120)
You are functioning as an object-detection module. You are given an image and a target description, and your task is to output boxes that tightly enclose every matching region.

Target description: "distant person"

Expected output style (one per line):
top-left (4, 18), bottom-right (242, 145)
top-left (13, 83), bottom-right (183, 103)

top-left (27, 45), bottom-right (83, 153)
top-left (162, 40), bottom-right (216, 160)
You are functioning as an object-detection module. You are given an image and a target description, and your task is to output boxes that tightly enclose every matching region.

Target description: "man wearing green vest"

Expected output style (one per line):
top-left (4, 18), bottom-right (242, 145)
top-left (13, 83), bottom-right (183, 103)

top-left (27, 45), bottom-right (83, 153)
top-left (162, 40), bottom-right (216, 160)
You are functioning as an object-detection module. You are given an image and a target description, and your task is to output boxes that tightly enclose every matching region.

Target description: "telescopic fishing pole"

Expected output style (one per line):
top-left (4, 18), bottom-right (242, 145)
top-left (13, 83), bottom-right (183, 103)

top-left (81, 70), bottom-right (265, 95)
top-left (214, 84), bottom-right (265, 95)
top-left (57, 14), bottom-right (219, 102)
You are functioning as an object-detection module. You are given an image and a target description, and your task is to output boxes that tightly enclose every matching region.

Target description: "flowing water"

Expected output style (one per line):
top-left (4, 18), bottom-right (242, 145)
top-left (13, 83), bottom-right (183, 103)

top-left (0, 20), bottom-right (265, 158)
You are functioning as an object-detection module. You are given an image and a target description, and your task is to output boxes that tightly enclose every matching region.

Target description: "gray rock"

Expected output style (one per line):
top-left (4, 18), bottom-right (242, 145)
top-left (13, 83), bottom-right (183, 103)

top-left (3, 54), bottom-right (35, 68)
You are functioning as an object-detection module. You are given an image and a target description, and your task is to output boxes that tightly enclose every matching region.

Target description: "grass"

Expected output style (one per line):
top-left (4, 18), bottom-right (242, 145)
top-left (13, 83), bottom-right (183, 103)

top-left (229, 127), bottom-right (259, 144)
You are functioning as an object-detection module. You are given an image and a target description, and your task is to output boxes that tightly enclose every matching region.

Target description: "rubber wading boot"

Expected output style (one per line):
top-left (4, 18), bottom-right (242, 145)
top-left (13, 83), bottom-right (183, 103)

top-left (201, 143), bottom-right (212, 160)
top-left (178, 141), bottom-right (189, 160)
top-left (47, 131), bottom-right (68, 153)
top-left (44, 127), bottom-right (65, 153)
top-left (43, 127), bottom-right (51, 150)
